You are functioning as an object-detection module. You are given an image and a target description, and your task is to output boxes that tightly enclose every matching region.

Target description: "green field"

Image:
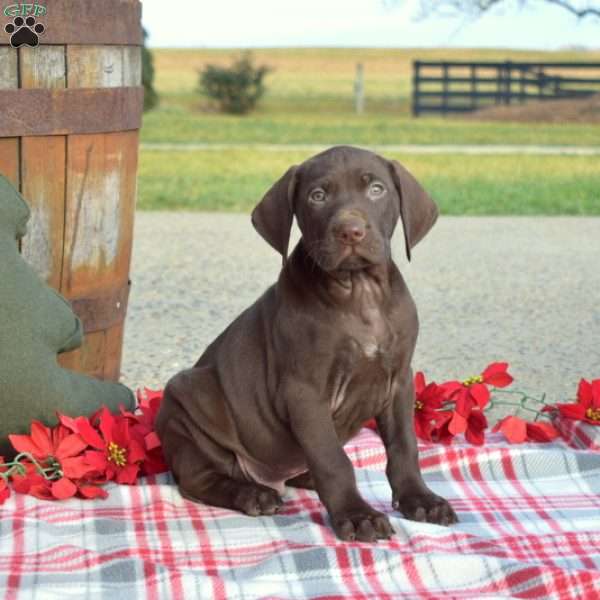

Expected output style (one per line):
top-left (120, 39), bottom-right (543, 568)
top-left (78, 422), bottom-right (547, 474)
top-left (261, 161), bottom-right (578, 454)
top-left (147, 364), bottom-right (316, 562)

top-left (139, 149), bottom-right (600, 214)
top-left (139, 47), bottom-right (600, 214)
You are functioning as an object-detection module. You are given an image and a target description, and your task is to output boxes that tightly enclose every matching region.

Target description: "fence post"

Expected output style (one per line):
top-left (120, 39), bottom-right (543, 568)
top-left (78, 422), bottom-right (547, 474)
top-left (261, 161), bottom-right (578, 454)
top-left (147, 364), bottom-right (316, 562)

top-left (412, 60), bottom-right (420, 117)
top-left (505, 60), bottom-right (512, 105)
top-left (442, 62), bottom-right (449, 115)
top-left (519, 66), bottom-right (526, 103)
top-left (354, 62), bottom-right (365, 114)
top-left (470, 64), bottom-right (477, 110)
top-left (495, 64), bottom-right (501, 104)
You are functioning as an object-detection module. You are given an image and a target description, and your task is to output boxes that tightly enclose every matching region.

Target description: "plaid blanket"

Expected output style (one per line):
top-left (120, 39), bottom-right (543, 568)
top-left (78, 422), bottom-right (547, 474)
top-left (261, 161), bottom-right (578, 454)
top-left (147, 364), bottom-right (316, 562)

top-left (2, 420), bottom-right (600, 600)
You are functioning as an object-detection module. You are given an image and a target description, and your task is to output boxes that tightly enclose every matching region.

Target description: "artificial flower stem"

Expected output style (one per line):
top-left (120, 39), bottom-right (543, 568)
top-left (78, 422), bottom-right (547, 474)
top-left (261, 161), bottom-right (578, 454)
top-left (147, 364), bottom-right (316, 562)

top-left (491, 389), bottom-right (549, 405)
top-left (486, 401), bottom-right (542, 414)
top-left (2, 452), bottom-right (60, 481)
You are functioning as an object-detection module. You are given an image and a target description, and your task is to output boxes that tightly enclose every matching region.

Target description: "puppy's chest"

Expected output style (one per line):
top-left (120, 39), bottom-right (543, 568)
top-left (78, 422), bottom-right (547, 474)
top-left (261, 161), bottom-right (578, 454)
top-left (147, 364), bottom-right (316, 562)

top-left (335, 274), bottom-right (400, 362)
top-left (344, 305), bottom-right (396, 361)
top-left (328, 306), bottom-right (399, 413)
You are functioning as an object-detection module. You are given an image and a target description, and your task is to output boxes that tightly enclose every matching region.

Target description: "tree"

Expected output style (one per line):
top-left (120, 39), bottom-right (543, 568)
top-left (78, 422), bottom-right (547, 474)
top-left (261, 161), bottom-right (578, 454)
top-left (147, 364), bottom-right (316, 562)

top-left (407, 0), bottom-right (600, 19)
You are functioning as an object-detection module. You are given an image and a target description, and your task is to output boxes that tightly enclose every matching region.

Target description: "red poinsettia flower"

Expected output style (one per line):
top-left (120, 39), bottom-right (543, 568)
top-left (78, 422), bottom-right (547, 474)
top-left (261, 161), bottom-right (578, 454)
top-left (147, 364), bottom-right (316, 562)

top-left (121, 388), bottom-right (168, 475)
top-left (432, 408), bottom-right (488, 446)
top-left (71, 407), bottom-right (146, 484)
top-left (493, 415), bottom-right (559, 444)
top-left (0, 459), bottom-right (10, 505)
top-left (442, 362), bottom-right (513, 418)
top-left (464, 410), bottom-right (488, 445)
top-left (552, 378), bottom-right (600, 426)
top-left (9, 421), bottom-right (96, 500)
top-left (0, 477), bottom-right (9, 505)
top-left (363, 418), bottom-right (377, 431)
top-left (9, 459), bottom-right (91, 500)
top-left (413, 372), bottom-right (448, 441)
top-left (10, 461), bottom-right (52, 499)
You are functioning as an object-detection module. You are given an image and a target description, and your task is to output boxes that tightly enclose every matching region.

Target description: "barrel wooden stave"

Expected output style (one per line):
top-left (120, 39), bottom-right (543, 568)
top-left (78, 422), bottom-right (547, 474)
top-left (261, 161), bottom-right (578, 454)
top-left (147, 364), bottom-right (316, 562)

top-left (0, 2), bottom-right (142, 382)
top-left (21, 135), bottom-right (66, 290)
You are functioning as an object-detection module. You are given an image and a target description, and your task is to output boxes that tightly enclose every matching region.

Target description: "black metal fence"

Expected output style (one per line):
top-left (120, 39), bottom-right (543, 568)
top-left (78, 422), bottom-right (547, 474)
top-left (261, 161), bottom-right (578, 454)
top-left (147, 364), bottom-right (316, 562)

top-left (412, 60), bottom-right (600, 116)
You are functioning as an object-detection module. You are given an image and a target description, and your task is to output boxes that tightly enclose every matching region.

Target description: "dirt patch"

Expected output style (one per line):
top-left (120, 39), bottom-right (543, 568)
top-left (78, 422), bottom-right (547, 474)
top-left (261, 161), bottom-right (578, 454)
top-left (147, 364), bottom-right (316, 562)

top-left (466, 93), bottom-right (600, 123)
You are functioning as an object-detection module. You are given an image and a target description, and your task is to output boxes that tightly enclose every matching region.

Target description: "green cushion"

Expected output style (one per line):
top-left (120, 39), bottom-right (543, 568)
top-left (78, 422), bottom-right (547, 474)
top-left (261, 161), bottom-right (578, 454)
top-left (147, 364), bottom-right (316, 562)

top-left (0, 175), bottom-right (135, 456)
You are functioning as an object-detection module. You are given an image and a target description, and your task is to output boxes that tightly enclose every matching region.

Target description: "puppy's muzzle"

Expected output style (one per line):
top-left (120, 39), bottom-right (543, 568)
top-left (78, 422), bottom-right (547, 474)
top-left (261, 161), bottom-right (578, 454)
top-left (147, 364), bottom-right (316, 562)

top-left (332, 216), bottom-right (367, 247)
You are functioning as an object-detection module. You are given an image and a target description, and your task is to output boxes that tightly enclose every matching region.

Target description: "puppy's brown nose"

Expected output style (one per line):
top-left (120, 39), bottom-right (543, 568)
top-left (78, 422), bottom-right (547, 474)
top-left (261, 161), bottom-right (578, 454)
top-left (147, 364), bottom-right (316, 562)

top-left (333, 220), bottom-right (366, 246)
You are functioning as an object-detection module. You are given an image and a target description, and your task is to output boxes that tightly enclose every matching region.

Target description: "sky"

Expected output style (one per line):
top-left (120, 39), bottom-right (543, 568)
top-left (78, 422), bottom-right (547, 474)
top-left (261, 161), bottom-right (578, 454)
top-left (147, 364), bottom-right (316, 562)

top-left (141, 0), bottom-right (600, 50)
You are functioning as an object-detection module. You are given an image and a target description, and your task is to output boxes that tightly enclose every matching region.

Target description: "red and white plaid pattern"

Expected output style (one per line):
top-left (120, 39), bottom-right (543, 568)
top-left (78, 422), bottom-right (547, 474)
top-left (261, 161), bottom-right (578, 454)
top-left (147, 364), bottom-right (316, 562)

top-left (553, 413), bottom-right (600, 452)
top-left (1, 420), bottom-right (600, 599)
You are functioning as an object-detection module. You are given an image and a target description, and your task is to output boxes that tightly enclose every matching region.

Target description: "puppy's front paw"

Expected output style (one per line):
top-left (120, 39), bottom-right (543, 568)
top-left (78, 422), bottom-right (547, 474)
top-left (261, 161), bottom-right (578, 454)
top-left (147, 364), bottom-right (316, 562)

top-left (331, 505), bottom-right (395, 542)
top-left (393, 491), bottom-right (458, 526)
top-left (232, 483), bottom-right (283, 516)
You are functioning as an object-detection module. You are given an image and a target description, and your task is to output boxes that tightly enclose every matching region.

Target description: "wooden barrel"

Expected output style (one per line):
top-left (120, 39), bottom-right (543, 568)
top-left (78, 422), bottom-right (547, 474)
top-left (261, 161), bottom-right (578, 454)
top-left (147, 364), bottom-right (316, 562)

top-left (0, 1), bottom-right (143, 381)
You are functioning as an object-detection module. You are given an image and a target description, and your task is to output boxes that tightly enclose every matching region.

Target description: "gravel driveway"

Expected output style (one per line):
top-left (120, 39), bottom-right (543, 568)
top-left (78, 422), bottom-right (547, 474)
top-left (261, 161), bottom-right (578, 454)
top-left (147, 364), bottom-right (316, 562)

top-left (122, 213), bottom-right (600, 418)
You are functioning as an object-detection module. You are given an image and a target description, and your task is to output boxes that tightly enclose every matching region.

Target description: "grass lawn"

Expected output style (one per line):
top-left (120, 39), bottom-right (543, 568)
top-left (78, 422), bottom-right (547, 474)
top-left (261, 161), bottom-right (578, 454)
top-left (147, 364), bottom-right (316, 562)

top-left (139, 47), bottom-right (600, 214)
top-left (138, 149), bottom-right (600, 215)
top-left (141, 110), bottom-right (600, 147)
top-left (142, 47), bottom-right (600, 146)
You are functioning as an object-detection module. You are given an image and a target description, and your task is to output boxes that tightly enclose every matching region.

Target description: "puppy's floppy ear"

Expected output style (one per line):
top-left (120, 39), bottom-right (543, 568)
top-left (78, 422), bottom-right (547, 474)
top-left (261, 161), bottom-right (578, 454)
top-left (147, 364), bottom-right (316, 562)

top-left (388, 159), bottom-right (439, 262)
top-left (251, 165), bottom-right (298, 265)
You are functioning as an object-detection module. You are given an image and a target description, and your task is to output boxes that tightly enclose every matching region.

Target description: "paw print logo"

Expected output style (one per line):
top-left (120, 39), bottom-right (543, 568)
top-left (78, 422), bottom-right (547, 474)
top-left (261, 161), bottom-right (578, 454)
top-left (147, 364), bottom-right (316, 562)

top-left (4, 16), bottom-right (45, 48)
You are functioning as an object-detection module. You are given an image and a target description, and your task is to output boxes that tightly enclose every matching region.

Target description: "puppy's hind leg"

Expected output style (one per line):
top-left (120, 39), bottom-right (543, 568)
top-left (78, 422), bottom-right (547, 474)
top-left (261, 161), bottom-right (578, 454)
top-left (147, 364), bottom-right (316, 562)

top-left (166, 435), bottom-right (283, 516)
top-left (156, 369), bottom-right (283, 516)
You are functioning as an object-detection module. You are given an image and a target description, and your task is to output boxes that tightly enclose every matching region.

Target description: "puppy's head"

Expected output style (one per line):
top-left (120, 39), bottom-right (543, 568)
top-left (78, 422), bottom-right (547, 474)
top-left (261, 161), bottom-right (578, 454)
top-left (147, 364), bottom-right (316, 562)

top-left (251, 145), bottom-right (438, 271)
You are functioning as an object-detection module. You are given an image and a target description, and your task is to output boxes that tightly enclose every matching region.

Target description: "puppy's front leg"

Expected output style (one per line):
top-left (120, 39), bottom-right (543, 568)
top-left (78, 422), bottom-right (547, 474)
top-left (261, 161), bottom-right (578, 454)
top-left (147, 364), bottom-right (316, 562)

top-left (376, 370), bottom-right (458, 525)
top-left (286, 379), bottom-right (395, 542)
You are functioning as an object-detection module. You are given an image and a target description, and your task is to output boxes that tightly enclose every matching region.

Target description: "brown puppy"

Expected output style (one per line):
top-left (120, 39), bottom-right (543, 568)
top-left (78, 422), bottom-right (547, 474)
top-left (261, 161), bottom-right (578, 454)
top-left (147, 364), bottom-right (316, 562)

top-left (156, 145), bottom-right (457, 542)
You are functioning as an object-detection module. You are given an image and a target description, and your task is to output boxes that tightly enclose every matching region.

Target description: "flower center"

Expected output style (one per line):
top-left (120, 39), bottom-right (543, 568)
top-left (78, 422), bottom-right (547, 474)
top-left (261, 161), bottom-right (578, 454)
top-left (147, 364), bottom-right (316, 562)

top-left (586, 407), bottom-right (600, 422)
top-left (415, 399), bottom-right (424, 410)
top-left (107, 442), bottom-right (127, 467)
top-left (462, 375), bottom-right (483, 386)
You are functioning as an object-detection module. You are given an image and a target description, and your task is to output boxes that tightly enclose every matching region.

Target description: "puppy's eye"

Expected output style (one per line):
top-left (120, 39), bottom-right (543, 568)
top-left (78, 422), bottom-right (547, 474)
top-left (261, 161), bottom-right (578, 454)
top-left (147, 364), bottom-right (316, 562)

top-left (309, 188), bottom-right (326, 203)
top-left (368, 182), bottom-right (386, 198)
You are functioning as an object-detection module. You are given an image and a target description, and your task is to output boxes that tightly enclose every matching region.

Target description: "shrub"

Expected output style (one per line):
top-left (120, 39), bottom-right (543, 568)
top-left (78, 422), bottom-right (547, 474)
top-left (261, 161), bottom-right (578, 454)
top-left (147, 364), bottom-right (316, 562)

top-left (142, 28), bottom-right (158, 112)
top-left (199, 53), bottom-right (271, 115)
